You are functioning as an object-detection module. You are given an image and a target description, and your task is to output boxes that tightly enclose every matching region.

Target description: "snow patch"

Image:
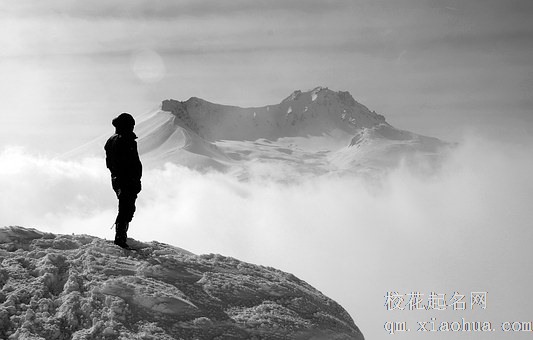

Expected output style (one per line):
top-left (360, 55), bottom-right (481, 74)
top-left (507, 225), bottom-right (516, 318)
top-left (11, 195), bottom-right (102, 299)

top-left (311, 86), bottom-right (325, 101)
top-left (100, 276), bottom-right (198, 315)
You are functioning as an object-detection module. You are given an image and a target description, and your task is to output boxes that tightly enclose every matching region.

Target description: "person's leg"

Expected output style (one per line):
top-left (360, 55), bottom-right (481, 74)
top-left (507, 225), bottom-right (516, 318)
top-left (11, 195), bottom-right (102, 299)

top-left (114, 189), bottom-right (137, 246)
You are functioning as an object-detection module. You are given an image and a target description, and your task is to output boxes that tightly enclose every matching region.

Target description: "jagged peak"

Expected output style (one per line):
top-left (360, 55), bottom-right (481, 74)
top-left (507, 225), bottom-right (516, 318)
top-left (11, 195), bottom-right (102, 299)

top-left (311, 85), bottom-right (328, 93)
top-left (282, 86), bottom-right (330, 102)
top-left (161, 97), bottom-right (211, 112)
top-left (284, 90), bottom-right (303, 102)
top-left (281, 86), bottom-right (358, 106)
top-left (161, 97), bottom-right (212, 112)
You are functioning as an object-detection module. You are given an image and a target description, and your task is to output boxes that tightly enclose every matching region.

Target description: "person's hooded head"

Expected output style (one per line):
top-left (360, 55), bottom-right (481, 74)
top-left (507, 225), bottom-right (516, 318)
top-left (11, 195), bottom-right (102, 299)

top-left (112, 113), bottom-right (135, 135)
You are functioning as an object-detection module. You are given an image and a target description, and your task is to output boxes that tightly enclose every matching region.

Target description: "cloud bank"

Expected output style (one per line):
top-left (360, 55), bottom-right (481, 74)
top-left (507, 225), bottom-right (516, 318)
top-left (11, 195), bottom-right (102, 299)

top-left (1, 133), bottom-right (532, 339)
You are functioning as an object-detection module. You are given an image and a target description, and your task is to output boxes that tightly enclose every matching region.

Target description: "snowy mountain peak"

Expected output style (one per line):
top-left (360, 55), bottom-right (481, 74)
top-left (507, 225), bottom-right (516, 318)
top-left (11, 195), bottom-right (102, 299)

top-left (159, 87), bottom-right (388, 142)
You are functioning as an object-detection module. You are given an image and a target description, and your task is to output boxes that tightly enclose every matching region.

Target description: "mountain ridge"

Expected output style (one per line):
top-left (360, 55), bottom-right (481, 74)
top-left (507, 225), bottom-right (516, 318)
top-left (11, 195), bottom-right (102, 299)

top-left (0, 226), bottom-right (364, 339)
top-left (160, 87), bottom-right (388, 142)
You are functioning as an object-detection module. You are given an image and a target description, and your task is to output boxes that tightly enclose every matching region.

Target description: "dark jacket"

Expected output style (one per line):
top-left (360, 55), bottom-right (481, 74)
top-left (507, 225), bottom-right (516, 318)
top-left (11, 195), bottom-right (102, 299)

top-left (104, 130), bottom-right (142, 193)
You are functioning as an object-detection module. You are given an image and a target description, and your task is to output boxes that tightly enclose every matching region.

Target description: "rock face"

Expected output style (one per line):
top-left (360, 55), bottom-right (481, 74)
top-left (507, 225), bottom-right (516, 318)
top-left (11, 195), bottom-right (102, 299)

top-left (0, 227), bottom-right (364, 340)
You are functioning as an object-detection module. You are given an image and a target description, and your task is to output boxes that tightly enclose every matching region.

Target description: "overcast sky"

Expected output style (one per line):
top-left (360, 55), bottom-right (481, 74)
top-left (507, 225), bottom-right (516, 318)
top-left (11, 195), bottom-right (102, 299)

top-left (1, 0), bottom-right (532, 153)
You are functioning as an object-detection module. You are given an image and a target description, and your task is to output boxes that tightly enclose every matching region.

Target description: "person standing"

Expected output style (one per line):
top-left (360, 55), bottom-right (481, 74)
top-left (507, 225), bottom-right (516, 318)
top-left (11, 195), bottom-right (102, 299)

top-left (104, 113), bottom-right (142, 249)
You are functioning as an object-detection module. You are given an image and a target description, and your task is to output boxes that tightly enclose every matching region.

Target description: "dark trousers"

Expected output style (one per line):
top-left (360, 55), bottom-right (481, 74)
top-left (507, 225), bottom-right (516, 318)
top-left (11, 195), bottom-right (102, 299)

top-left (113, 185), bottom-right (138, 243)
top-left (115, 189), bottom-right (137, 224)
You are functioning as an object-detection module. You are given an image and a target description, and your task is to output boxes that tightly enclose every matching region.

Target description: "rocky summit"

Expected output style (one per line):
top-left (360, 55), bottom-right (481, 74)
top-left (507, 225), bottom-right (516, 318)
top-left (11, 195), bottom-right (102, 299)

top-left (0, 227), bottom-right (363, 340)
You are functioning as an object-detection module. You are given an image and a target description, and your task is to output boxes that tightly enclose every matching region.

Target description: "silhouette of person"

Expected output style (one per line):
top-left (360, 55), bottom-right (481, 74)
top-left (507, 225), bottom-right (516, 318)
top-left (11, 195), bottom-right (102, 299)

top-left (104, 113), bottom-right (142, 249)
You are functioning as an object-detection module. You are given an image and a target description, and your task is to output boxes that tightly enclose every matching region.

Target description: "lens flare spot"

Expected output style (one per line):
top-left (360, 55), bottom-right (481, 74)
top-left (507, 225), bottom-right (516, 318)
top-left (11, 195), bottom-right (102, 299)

top-left (131, 49), bottom-right (166, 83)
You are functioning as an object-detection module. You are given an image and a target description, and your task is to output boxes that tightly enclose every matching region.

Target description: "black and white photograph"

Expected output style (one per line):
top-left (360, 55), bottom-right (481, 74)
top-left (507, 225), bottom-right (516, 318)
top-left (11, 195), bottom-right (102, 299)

top-left (1, 1), bottom-right (532, 339)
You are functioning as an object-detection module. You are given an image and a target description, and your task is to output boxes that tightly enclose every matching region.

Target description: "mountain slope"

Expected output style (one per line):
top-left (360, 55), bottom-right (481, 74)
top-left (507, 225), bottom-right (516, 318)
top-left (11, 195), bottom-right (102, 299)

top-left (0, 226), bottom-right (364, 340)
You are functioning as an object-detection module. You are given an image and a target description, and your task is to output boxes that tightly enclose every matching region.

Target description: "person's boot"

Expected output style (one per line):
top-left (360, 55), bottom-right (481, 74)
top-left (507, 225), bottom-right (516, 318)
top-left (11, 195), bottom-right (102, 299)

top-left (114, 222), bottom-right (130, 249)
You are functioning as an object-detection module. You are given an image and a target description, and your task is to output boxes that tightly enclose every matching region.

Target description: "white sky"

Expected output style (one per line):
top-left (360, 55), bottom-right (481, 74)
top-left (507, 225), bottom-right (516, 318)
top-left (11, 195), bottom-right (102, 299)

top-left (0, 0), bottom-right (532, 153)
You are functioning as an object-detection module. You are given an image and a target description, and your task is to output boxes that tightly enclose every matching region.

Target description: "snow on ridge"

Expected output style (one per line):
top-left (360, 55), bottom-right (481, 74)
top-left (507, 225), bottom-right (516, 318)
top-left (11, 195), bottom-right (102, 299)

top-left (281, 86), bottom-right (328, 103)
top-left (286, 90), bottom-right (303, 102)
top-left (0, 226), bottom-right (53, 244)
top-left (311, 86), bottom-right (326, 101)
top-left (0, 226), bottom-right (364, 340)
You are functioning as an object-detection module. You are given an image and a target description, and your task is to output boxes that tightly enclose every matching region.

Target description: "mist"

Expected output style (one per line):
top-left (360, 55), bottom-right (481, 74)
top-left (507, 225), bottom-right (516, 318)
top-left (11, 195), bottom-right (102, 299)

top-left (1, 133), bottom-right (532, 339)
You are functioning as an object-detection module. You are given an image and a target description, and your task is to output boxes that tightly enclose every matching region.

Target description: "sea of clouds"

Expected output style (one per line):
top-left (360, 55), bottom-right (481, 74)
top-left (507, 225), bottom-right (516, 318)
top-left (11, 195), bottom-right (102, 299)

top-left (1, 133), bottom-right (532, 339)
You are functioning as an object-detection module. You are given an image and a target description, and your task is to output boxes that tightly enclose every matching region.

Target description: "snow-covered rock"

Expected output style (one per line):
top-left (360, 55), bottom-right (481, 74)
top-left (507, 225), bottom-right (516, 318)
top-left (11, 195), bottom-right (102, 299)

top-left (0, 226), bottom-right (364, 339)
